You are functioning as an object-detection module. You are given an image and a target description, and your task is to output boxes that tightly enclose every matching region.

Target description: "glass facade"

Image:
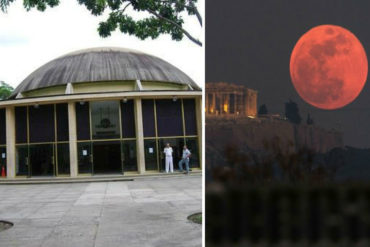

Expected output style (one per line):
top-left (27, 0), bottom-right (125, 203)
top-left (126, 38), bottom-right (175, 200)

top-left (15, 104), bottom-right (69, 177)
top-left (143, 99), bottom-right (200, 172)
top-left (75, 99), bottom-right (138, 175)
top-left (7, 97), bottom-right (199, 177)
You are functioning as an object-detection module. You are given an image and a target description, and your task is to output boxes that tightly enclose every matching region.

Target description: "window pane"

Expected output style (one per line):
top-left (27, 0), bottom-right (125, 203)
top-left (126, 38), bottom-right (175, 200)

top-left (185, 138), bottom-right (200, 168)
top-left (121, 100), bottom-right (136, 138)
top-left (16, 145), bottom-right (28, 176)
top-left (15, 106), bottom-right (27, 144)
top-left (142, 100), bottom-right (155, 137)
top-left (183, 99), bottom-right (197, 136)
top-left (76, 102), bottom-right (90, 140)
top-left (56, 103), bottom-right (69, 141)
top-left (78, 142), bottom-right (92, 173)
top-left (156, 99), bottom-right (183, 137)
top-left (122, 140), bottom-right (137, 171)
top-left (29, 144), bottom-right (54, 176)
top-left (29, 104), bottom-right (55, 143)
top-left (144, 139), bottom-right (157, 170)
top-left (0, 109), bottom-right (5, 145)
top-left (91, 101), bottom-right (120, 140)
top-left (57, 143), bottom-right (70, 175)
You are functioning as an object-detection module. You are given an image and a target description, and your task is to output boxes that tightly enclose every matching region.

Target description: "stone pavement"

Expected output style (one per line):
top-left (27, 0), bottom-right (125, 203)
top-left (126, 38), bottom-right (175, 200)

top-left (0, 175), bottom-right (202, 247)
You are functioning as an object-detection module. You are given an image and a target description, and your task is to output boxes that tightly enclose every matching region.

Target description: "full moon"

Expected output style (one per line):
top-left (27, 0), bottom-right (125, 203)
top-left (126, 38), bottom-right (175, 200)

top-left (290, 25), bottom-right (368, 110)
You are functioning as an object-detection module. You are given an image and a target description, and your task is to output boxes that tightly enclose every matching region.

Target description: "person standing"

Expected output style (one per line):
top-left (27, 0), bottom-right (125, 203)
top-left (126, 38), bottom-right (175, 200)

top-left (179, 145), bottom-right (191, 174)
top-left (163, 143), bottom-right (174, 173)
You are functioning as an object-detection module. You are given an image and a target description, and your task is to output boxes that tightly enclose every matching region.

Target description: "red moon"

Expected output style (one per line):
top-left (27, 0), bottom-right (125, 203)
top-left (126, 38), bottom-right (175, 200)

top-left (290, 25), bottom-right (368, 110)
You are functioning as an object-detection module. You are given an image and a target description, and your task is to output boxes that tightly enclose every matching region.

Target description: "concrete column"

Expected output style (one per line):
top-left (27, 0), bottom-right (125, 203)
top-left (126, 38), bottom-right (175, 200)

top-left (6, 106), bottom-right (15, 178)
top-left (195, 97), bottom-right (203, 169)
top-left (134, 98), bottom-right (145, 174)
top-left (68, 102), bottom-right (78, 177)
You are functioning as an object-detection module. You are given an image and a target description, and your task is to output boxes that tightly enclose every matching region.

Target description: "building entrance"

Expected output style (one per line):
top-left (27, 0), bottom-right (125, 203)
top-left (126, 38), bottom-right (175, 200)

top-left (93, 141), bottom-right (122, 174)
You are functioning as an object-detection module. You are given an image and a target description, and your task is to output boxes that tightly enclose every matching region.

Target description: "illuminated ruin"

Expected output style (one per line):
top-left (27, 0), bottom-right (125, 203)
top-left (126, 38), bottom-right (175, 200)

top-left (205, 82), bottom-right (257, 117)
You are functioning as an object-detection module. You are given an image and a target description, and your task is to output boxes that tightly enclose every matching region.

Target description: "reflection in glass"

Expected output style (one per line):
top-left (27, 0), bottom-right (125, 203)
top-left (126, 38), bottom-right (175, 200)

top-left (91, 101), bottom-right (120, 140)
top-left (16, 145), bottom-right (28, 176)
top-left (144, 139), bottom-right (157, 171)
top-left (122, 140), bottom-right (137, 171)
top-left (57, 143), bottom-right (70, 175)
top-left (78, 142), bottom-right (92, 174)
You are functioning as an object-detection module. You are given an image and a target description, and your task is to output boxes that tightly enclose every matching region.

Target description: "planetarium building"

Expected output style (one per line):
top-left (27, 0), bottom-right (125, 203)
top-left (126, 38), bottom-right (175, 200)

top-left (0, 47), bottom-right (202, 178)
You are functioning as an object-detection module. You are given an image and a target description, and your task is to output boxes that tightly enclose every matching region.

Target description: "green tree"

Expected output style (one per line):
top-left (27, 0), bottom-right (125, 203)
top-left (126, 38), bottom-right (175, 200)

top-left (0, 0), bottom-right (202, 46)
top-left (0, 81), bottom-right (14, 100)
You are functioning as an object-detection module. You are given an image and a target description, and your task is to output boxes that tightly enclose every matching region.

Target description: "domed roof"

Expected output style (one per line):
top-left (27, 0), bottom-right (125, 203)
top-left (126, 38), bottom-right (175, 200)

top-left (12, 47), bottom-right (200, 97)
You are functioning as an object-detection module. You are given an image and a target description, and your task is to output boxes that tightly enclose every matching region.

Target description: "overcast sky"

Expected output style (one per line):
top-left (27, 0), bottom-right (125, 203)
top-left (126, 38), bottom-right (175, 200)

top-left (0, 0), bottom-right (204, 89)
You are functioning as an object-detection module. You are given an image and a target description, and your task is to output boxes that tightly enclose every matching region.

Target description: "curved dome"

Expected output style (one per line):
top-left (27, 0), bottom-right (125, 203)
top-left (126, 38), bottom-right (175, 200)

top-left (12, 47), bottom-right (200, 97)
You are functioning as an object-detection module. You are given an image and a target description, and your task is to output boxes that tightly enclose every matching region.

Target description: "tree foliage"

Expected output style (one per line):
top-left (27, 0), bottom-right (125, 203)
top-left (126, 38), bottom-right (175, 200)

top-left (0, 81), bottom-right (14, 100)
top-left (0, 0), bottom-right (202, 46)
top-left (285, 99), bottom-right (301, 125)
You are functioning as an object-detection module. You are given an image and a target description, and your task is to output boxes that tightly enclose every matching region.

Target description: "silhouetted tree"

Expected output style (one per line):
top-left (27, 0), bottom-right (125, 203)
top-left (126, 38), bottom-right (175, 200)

top-left (258, 104), bottom-right (268, 115)
top-left (285, 100), bottom-right (301, 124)
top-left (306, 113), bottom-right (314, 125)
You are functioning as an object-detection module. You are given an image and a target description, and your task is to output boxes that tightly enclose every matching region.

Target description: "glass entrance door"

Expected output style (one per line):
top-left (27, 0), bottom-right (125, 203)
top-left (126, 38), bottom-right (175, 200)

top-left (16, 145), bottom-right (29, 176)
top-left (78, 142), bottom-right (92, 174)
top-left (121, 140), bottom-right (137, 172)
top-left (159, 138), bottom-right (184, 172)
top-left (93, 141), bottom-right (122, 174)
top-left (29, 144), bottom-right (54, 176)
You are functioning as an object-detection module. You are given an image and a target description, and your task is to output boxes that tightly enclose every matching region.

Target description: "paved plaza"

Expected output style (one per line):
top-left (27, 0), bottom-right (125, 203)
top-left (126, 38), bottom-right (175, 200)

top-left (0, 175), bottom-right (202, 247)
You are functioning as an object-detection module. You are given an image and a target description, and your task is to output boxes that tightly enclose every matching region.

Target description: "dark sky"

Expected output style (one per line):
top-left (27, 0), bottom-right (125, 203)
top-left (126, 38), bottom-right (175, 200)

top-left (206, 0), bottom-right (370, 148)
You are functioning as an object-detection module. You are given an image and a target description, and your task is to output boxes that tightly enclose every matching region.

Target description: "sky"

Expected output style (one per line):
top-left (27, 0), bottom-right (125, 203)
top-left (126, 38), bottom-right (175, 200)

top-left (206, 0), bottom-right (370, 148)
top-left (0, 0), bottom-right (204, 89)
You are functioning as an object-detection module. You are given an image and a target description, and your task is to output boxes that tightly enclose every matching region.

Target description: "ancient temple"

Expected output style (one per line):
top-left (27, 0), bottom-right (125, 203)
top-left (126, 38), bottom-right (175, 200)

top-left (206, 82), bottom-right (257, 117)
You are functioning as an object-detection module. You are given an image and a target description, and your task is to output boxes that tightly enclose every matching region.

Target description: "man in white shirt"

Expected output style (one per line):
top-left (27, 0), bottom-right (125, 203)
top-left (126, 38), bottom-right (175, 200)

top-left (163, 143), bottom-right (174, 173)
